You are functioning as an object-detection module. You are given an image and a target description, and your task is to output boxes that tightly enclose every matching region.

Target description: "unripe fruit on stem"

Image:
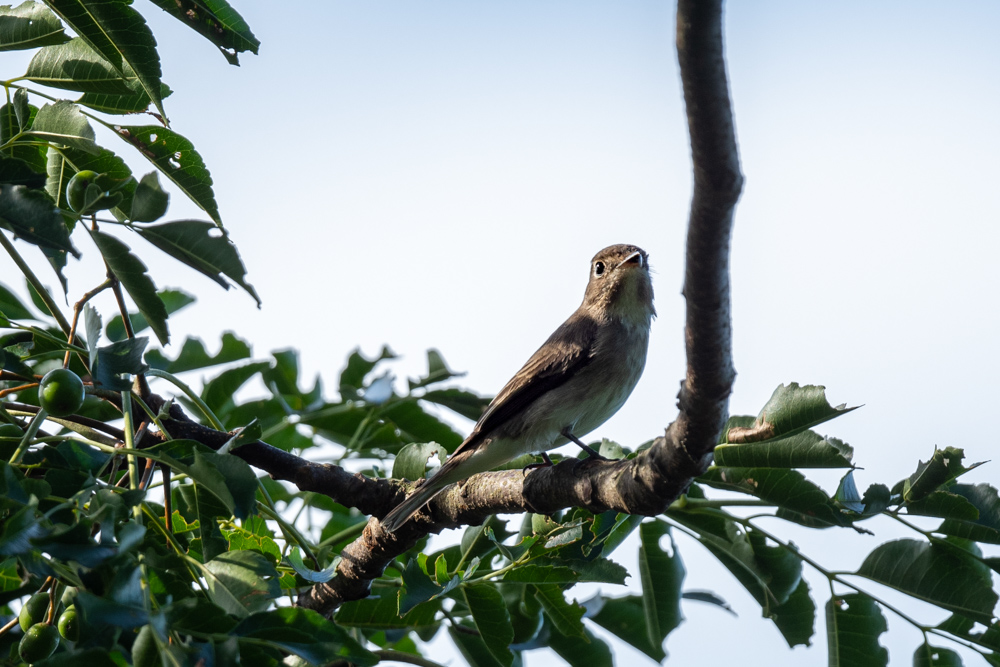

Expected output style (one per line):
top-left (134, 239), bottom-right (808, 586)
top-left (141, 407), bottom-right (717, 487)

top-left (38, 368), bottom-right (85, 417)
top-left (18, 593), bottom-right (49, 632)
top-left (19, 623), bottom-right (60, 662)
top-left (58, 605), bottom-right (79, 641)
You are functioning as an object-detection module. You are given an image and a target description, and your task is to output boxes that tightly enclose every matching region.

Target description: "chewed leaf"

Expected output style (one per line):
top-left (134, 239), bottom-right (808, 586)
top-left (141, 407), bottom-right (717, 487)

top-left (725, 384), bottom-right (858, 444)
top-left (146, 0), bottom-right (259, 65)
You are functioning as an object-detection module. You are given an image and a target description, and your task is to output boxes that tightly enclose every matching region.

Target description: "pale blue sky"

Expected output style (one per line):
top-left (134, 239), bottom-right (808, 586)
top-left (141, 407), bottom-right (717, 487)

top-left (3, 2), bottom-right (999, 664)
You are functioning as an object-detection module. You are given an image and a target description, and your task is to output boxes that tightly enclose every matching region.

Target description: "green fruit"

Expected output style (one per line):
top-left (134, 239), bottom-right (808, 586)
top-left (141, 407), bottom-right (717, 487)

top-left (65, 170), bottom-right (123, 214)
top-left (18, 593), bottom-right (49, 632)
top-left (0, 423), bottom-right (24, 438)
top-left (38, 368), bottom-right (85, 417)
top-left (57, 605), bottom-right (79, 641)
top-left (18, 623), bottom-right (59, 662)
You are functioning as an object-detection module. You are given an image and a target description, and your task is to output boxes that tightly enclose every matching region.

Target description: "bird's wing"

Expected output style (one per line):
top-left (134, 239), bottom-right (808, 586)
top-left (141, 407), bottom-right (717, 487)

top-left (452, 309), bottom-right (599, 456)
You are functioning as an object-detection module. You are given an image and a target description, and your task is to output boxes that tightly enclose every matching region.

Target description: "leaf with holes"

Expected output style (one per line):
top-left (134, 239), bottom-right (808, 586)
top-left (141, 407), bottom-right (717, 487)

top-left (90, 229), bottom-right (169, 345)
top-left (0, 1), bottom-right (70, 51)
top-left (146, 0), bottom-right (259, 65)
top-left (144, 332), bottom-right (251, 373)
top-left (135, 220), bottom-right (258, 303)
top-left (111, 126), bottom-right (220, 224)
top-left (25, 38), bottom-right (135, 93)
top-left (826, 593), bottom-right (888, 667)
top-left (43, 0), bottom-right (165, 117)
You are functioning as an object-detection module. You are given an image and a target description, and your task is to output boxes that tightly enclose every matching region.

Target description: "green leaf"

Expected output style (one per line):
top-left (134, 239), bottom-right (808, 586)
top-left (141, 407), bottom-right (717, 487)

top-left (145, 331), bottom-right (251, 373)
top-left (547, 621), bottom-right (613, 667)
top-left (591, 595), bottom-right (665, 662)
top-left (409, 348), bottom-right (464, 389)
top-left (106, 288), bottom-right (195, 342)
top-left (826, 593), bottom-right (888, 667)
top-left (900, 447), bottom-right (977, 503)
top-left (421, 387), bottom-right (490, 422)
top-left (0, 156), bottom-right (47, 187)
top-left (75, 590), bottom-right (147, 629)
top-left (382, 399), bottom-right (464, 451)
top-left (233, 608), bottom-right (377, 667)
top-left (914, 643), bottom-right (964, 667)
top-left (339, 345), bottom-right (396, 399)
top-left (202, 361), bottom-right (270, 416)
top-left (135, 220), bottom-right (259, 303)
top-left (448, 623), bottom-right (508, 667)
top-left (715, 429), bottom-right (853, 468)
top-left (92, 336), bottom-right (147, 390)
top-left (202, 550), bottom-right (281, 617)
top-left (0, 1), bottom-right (70, 51)
top-left (699, 466), bottom-right (850, 527)
top-left (0, 281), bottom-right (35, 320)
top-left (936, 614), bottom-right (1000, 653)
top-left (638, 520), bottom-right (684, 647)
top-left (770, 578), bottom-right (816, 648)
top-left (43, 0), bottom-right (166, 118)
top-left (145, 0), bottom-right (259, 65)
top-left (463, 584), bottom-right (515, 667)
top-left (335, 595), bottom-right (439, 630)
top-left (130, 171), bottom-right (169, 222)
top-left (90, 228), bottom-right (169, 344)
top-left (112, 125), bottom-right (220, 224)
top-left (26, 100), bottom-right (98, 153)
top-left (906, 490), bottom-right (980, 522)
top-left (1, 100), bottom-right (46, 172)
top-left (0, 184), bottom-right (78, 256)
top-left (936, 484), bottom-right (1000, 544)
top-left (534, 583), bottom-right (585, 639)
top-left (392, 441), bottom-right (447, 481)
top-left (25, 38), bottom-right (134, 93)
top-left (856, 539), bottom-right (998, 624)
top-left (76, 81), bottom-right (172, 115)
top-left (724, 383), bottom-right (858, 443)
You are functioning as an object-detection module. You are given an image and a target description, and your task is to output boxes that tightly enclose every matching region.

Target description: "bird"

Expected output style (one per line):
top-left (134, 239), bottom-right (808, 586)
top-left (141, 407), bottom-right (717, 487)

top-left (380, 243), bottom-right (655, 532)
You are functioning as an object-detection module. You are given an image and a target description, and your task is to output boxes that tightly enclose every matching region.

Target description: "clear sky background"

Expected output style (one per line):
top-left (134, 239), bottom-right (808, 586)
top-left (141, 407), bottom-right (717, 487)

top-left (3, 1), bottom-right (1000, 665)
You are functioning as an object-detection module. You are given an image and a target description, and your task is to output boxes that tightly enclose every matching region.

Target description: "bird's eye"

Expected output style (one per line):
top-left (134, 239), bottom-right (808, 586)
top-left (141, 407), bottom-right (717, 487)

top-left (594, 261), bottom-right (605, 276)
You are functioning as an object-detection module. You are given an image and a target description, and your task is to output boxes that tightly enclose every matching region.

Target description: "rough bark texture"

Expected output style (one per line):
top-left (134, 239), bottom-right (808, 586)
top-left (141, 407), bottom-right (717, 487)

top-left (11, 0), bottom-right (742, 617)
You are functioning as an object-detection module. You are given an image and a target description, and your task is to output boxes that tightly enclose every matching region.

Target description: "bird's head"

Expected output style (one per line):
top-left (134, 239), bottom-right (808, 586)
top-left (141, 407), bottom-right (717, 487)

top-left (582, 243), bottom-right (656, 326)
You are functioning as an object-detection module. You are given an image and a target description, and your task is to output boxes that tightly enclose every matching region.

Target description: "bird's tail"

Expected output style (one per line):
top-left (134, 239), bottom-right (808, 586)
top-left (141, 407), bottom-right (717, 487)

top-left (380, 449), bottom-right (475, 532)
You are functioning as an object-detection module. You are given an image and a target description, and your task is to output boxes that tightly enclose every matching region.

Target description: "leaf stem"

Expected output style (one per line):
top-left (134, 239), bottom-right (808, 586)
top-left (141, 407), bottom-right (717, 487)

top-left (0, 231), bottom-right (71, 335)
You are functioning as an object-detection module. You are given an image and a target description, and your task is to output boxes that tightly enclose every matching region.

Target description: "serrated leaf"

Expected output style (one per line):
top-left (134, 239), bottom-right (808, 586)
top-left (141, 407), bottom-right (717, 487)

top-left (0, 1), bottom-right (70, 51)
top-left (146, 0), bottom-right (259, 65)
top-left (856, 539), bottom-right (998, 624)
top-left (591, 595), bottom-right (665, 661)
top-left (130, 171), bottom-right (169, 222)
top-left (699, 466), bottom-right (850, 527)
top-left (0, 184), bottom-right (78, 255)
top-left (638, 520), bottom-right (684, 647)
top-left (92, 336), bottom-right (147, 390)
top-left (25, 37), bottom-right (134, 93)
top-left (463, 584), bottom-right (515, 667)
top-left (937, 484), bottom-right (1000, 544)
top-left (534, 583), bottom-right (585, 639)
top-left (135, 219), bottom-right (258, 303)
top-left (826, 593), bottom-right (888, 667)
top-left (201, 550), bottom-right (280, 617)
top-left (715, 428), bottom-right (854, 468)
top-left (725, 383), bottom-right (857, 443)
top-left (90, 228), bottom-right (169, 344)
top-left (43, 0), bottom-right (165, 117)
top-left (26, 100), bottom-right (98, 153)
top-left (145, 332), bottom-right (251, 373)
top-left (112, 125), bottom-right (220, 224)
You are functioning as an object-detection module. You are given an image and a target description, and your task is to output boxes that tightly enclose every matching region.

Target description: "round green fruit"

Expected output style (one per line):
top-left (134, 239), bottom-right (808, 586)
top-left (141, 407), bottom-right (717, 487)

top-left (66, 170), bottom-right (100, 213)
top-left (0, 423), bottom-right (24, 438)
top-left (57, 605), bottom-right (79, 642)
top-left (38, 368), bottom-right (85, 417)
top-left (18, 593), bottom-right (50, 632)
top-left (19, 623), bottom-right (60, 662)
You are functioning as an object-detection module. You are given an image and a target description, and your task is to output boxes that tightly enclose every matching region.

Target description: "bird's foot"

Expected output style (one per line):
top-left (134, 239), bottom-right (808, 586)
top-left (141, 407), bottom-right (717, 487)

top-left (561, 429), bottom-right (608, 461)
top-left (522, 452), bottom-right (554, 476)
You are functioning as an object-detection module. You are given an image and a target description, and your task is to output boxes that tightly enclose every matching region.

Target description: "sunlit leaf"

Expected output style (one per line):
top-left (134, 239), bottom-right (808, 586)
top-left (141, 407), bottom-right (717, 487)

top-left (0, 1), bottom-right (70, 51)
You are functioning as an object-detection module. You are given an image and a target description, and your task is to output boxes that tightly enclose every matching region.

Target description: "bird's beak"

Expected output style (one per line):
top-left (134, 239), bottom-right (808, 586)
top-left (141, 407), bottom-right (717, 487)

top-left (618, 251), bottom-right (644, 269)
